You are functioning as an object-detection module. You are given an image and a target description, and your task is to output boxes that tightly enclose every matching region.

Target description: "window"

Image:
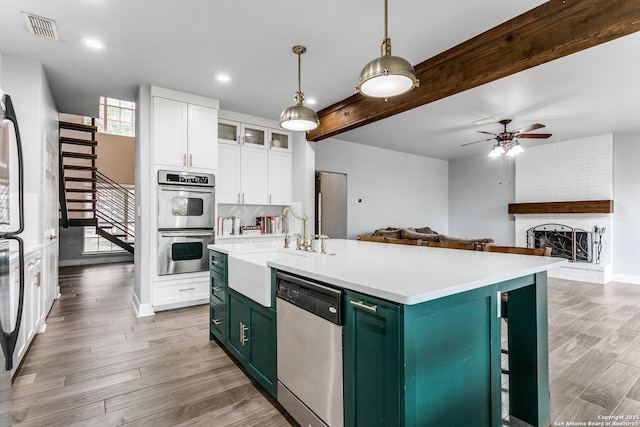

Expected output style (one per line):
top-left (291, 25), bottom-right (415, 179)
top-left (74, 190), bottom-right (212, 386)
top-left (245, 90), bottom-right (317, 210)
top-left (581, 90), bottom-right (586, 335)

top-left (84, 96), bottom-right (135, 137)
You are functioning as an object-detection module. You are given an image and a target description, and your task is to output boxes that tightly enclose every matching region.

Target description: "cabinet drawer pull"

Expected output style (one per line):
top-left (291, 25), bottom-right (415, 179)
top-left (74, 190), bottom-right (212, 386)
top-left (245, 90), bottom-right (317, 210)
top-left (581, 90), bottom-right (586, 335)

top-left (212, 318), bottom-right (222, 326)
top-left (183, 153), bottom-right (186, 166)
top-left (189, 154), bottom-right (193, 167)
top-left (350, 300), bottom-right (378, 313)
top-left (179, 287), bottom-right (196, 292)
top-left (211, 260), bottom-right (223, 265)
top-left (212, 286), bottom-right (223, 292)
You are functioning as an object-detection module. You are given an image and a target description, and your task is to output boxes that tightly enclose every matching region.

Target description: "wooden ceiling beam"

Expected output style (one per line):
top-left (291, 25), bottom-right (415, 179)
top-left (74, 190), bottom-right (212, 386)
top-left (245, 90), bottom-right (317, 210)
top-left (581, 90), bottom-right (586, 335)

top-left (307, 0), bottom-right (640, 142)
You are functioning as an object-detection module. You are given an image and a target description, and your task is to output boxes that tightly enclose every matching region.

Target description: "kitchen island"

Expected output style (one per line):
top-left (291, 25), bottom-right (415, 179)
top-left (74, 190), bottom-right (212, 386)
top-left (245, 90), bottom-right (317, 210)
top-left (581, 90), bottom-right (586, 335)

top-left (209, 239), bottom-right (565, 427)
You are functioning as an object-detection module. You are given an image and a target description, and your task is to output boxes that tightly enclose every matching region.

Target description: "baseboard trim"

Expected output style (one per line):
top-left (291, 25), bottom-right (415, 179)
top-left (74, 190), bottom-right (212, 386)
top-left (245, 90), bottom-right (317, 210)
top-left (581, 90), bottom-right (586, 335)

top-left (612, 274), bottom-right (640, 285)
top-left (131, 292), bottom-right (155, 317)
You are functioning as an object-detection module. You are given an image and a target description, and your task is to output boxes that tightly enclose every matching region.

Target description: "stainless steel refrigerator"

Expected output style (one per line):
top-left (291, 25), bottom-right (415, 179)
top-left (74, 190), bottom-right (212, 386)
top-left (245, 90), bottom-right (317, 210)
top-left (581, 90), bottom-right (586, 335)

top-left (315, 171), bottom-right (347, 239)
top-left (0, 90), bottom-right (25, 425)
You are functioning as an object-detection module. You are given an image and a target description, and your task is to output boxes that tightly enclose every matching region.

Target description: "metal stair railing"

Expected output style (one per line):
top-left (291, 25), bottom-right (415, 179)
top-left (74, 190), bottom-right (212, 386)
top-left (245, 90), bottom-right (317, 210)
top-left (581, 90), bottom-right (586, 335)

top-left (94, 171), bottom-right (135, 253)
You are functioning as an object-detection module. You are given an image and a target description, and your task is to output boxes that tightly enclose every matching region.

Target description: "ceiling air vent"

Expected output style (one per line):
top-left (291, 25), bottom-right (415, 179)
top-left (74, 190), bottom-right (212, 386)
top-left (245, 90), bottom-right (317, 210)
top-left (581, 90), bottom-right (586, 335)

top-left (22, 12), bottom-right (59, 40)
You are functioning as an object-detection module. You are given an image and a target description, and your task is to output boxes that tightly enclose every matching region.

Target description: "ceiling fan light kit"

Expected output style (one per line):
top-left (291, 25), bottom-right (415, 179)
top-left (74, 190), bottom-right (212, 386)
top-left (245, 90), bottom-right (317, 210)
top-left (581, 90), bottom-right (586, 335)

top-left (279, 45), bottom-right (320, 132)
top-left (355, 0), bottom-right (419, 98)
top-left (462, 119), bottom-right (552, 158)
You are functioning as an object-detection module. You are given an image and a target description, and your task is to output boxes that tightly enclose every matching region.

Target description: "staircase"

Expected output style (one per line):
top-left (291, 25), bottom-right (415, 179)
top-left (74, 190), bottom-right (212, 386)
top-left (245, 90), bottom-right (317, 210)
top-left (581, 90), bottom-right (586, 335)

top-left (59, 121), bottom-right (98, 227)
top-left (59, 120), bottom-right (135, 254)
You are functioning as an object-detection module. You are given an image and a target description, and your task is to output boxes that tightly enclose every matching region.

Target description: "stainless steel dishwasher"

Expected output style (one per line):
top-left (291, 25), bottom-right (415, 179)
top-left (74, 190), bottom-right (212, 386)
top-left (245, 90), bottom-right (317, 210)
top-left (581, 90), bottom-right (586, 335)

top-left (276, 272), bottom-right (344, 427)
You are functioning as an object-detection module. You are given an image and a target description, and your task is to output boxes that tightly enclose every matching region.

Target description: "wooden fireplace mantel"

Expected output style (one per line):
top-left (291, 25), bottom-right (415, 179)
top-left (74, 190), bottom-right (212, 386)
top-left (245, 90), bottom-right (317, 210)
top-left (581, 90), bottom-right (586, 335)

top-left (508, 200), bottom-right (614, 215)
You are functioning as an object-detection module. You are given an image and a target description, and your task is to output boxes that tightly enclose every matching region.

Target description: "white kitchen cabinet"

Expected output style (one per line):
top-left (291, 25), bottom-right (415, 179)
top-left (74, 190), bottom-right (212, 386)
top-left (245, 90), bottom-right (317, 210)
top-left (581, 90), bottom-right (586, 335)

top-left (153, 97), bottom-right (218, 171)
top-left (217, 121), bottom-right (292, 205)
top-left (13, 248), bottom-right (42, 371)
top-left (218, 142), bottom-right (268, 204)
top-left (268, 150), bottom-right (292, 205)
top-left (218, 142), bottom-right (242, 203)
top-left (241, 146), bottom-right (269, 204)
top-left (153, 274), bottom-right (209, 307)
top-left (267, 129), bottom-right (291, 152)
top-left (241, 124), bottom-right (267, 148)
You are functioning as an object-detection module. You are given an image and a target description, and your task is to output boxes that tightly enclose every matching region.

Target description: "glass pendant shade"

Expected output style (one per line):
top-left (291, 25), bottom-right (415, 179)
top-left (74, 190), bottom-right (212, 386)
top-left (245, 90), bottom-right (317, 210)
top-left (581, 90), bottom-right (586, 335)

top-left (357, 54), bottom-right (418, 98)
top-left (505, 142), bottom-right (524, 157)
top-left (279, 45), bottom-right (319, 132)
top-left (488, 144), bottom-right (505, 157)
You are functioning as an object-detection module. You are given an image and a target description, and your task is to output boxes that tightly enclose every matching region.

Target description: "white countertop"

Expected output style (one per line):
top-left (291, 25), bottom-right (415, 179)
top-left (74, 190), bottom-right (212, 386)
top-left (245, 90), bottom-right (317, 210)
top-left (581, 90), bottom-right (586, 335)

top-left (209, 239), bottom-right (566, 305)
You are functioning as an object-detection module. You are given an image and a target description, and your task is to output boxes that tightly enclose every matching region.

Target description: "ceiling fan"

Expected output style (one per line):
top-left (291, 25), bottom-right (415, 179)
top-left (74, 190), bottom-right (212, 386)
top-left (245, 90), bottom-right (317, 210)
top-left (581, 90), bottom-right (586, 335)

top-left (462, 119), bottom-right (552, 157)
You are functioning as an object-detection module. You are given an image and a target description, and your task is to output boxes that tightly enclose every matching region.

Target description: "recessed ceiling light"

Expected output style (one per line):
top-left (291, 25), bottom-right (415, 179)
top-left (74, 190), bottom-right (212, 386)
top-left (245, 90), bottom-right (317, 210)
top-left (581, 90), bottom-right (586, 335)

top-left (215, 74), bottom-right (231, 83)
top-left (82, 38), bottom-right (105, 49)
top-left (306, 98), bottom-right (317, 105)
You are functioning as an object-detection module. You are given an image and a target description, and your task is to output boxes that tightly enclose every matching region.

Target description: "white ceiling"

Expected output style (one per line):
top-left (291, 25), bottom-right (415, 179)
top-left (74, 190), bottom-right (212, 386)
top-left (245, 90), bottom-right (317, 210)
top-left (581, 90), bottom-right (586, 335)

top-left (1, 0), bottom-right (638, 160)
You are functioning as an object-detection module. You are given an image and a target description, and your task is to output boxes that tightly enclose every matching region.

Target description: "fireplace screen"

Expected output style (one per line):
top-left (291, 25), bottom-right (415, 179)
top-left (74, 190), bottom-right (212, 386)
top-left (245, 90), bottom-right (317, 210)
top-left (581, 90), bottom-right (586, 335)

top-left (527, 223), bottom-right (592, 263)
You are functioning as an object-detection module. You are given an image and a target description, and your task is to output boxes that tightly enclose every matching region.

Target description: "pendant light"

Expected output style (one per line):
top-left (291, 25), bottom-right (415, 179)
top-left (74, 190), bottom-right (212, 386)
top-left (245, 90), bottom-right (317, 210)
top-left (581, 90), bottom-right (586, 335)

top-left (355, 0), bottom-right (419, 98)
top-left (279, 45), bottom-right (319, 131)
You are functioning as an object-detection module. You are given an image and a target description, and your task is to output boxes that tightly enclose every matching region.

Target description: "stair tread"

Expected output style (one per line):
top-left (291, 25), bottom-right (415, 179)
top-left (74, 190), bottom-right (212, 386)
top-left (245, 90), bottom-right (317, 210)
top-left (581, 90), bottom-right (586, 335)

top-left (62, 151), bottom-right (98, 159)
top-left (59, 121), bottom-right (97, 132)
top-left (66, 188), bottom-right (97, 193)
top-left (65, 177), bottom-right (97, 182)
top-left (64, 165), bottom-right (97, 171)
top-left (67, 218), bottom-right (98, 227)
top-left (67, 199), bottom-right (97, 203)
top-left (68, 208), bottom-right (96, 212)
top-left (60, 137), bottom-right (98, 146)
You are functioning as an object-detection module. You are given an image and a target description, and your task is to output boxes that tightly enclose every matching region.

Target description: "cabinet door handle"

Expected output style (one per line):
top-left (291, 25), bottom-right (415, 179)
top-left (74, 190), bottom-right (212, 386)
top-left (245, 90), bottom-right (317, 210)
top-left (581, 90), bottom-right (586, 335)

top-left (240, 322), bottom-right (249, 346)
top-left (212, 318), bottom-right (222, 326)
top-left (237, 193), bottom-right (241, 203)
top-left (179, 287), bottom-right (196, 292)
top-left (212, 286), bottom-right (222, 292)
top-left (269, 194), bottom-right (272, 204)
top-left (183, 153), bottom-right (186, 166)
top-left (349, 300), bottom-right (378, 313)
top-left (189, 154), bottom-right (193, 167)
top-left (241, 193), bottom-right (245, 204)
top-left (211, 260), bottom-right (223, 265)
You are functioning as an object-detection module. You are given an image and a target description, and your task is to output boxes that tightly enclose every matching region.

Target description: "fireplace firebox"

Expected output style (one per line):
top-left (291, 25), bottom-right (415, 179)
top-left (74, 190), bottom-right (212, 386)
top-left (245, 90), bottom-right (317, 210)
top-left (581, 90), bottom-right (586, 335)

top-left (527, 223), bottom-right (592, 263)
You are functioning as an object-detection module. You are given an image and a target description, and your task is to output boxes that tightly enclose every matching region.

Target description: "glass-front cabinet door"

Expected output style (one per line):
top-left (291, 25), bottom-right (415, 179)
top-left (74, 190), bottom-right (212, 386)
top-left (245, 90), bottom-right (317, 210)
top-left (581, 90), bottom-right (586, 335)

top-left (218, 119), bottom-right (239, 144)
top-left (268, 129), bottom-right (291, 151)
top-left (240, 124), bottom-right (267, 148)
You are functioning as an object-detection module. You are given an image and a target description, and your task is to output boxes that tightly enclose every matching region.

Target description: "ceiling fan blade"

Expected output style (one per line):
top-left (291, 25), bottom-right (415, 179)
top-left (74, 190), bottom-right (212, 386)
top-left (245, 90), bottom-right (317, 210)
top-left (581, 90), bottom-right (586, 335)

top-left (477, 130), bottom-right (498, 136)
top-left (518, 133), bottom-right (552, 139)
top-left (514, 123), bottom-right (545, 133)
top-left (461, 137), bottom-right (495, 147)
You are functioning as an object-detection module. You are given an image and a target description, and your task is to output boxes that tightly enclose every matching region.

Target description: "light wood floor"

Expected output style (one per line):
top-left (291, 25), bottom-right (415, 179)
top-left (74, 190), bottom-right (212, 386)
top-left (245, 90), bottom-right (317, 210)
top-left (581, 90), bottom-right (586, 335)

top-left (11, 263), bottom-right (295, 427)
top-left (10, 263), bottom-right (640, 426)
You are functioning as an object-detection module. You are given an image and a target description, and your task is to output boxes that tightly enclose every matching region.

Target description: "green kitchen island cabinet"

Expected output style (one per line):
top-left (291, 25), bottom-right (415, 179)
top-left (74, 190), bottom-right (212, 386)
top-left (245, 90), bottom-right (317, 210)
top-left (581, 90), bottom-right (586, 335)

top-left (343, 272), bottom-right (550, 427)
top-left (227, 288), bottom-right (277, 397)
top-left (209, 250), bottom-right (228, 343)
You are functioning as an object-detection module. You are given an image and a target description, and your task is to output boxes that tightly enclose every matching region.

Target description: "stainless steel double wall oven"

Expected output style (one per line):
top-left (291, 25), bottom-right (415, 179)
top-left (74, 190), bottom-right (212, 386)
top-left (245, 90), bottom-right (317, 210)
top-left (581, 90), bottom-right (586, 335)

top-left (157, 170), bottom-right (215, 276)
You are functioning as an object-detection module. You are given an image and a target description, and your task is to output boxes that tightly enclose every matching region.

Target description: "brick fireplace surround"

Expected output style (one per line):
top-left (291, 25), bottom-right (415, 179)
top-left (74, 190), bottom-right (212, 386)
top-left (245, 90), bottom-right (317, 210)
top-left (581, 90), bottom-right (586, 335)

top-left (514, 134), bottom-right (613, 284)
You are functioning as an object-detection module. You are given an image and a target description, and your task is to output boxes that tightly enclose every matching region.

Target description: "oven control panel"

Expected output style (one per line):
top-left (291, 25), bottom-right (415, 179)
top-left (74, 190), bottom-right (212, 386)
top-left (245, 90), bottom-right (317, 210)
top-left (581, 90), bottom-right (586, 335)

top-left (158, 170), bottom-right (214, 187)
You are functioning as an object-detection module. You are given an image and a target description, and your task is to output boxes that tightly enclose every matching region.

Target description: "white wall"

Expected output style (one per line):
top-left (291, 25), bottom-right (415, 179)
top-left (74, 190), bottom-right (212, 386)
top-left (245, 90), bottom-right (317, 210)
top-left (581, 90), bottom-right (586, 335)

top-left (448, 155), bottom-right (515, 245)
top-left (0, 54), bottom-right (57, 245)
top-left (613, 129), bottom-right (640, 281)
top-left (133, 85), bottom-right (153, 315)
top-left (315, 138), bottom-right (449, 239)
top-left (293, 133), bottom-right (315, 228)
